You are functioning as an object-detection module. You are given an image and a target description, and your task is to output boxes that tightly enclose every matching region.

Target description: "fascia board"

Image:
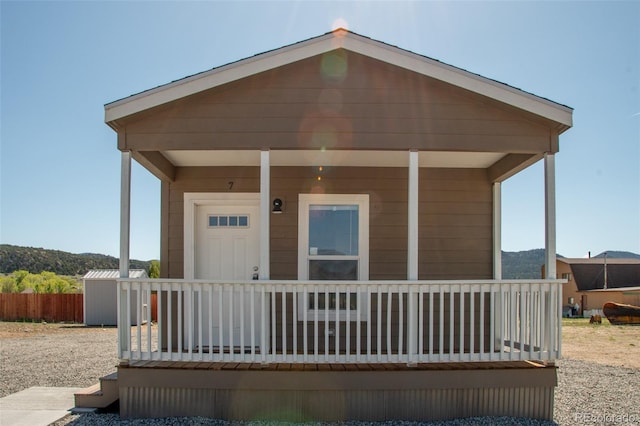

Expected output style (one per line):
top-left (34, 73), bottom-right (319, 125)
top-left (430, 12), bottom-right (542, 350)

top-left (105, 30), bottom-right (573, 129)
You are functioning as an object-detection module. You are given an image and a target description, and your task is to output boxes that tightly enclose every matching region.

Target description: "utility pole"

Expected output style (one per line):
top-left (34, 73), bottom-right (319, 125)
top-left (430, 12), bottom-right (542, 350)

top-left (603, 252), bottom-right (608, 289)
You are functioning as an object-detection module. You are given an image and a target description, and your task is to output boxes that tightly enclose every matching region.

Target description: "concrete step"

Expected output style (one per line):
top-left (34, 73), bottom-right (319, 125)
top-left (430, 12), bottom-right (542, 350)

top-left (74, 372), bottom-right (118, 409)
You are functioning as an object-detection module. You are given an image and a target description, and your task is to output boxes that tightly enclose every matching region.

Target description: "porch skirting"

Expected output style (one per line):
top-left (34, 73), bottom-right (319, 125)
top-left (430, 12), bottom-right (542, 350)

top-left (118, 362), bottom-right (556, 421)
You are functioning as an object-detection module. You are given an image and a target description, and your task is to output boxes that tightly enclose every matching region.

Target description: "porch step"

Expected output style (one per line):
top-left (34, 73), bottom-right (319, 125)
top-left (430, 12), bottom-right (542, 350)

top-left (74, 372), bottom-right (118, 409)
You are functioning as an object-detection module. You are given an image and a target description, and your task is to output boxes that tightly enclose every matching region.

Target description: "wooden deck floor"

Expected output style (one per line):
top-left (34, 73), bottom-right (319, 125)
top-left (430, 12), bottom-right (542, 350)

top-left (125, 359), bottom-right (549, 371)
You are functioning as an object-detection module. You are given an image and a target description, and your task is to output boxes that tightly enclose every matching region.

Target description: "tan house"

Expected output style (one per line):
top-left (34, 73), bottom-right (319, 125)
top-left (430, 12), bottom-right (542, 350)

top-left (554, 258), bottom-right (640, 316)
top-left (96, 29), bottom-right (573, 421)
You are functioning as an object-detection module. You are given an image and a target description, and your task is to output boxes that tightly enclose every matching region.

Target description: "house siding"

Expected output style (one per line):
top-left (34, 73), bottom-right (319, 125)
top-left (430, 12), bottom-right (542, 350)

top-left (119, 51), bottom-right (556, 154)
top-left (419, 168), bottom-right (493, 279)
top-left (162, 166), bottom-right (492, 280)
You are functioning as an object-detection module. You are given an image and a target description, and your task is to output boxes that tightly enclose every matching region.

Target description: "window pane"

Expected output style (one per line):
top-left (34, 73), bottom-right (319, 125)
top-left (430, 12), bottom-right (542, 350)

top-left (309, 205), bottom-right (358, 256)
top-left (208, 216), bottom-right (218, 227)
top-left (238, 215), bottom-right (248, 227)
top-left (229, 216), bottom-right (238, 226)
top-left (219, 216), bottom-right (228, 226)
top-left (309, 260), bottom-right (358, 280)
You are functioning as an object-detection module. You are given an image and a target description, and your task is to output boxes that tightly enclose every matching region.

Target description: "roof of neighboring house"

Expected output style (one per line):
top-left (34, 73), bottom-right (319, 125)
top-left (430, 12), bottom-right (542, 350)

top-left (83, 269), bottom-right (148, 279)
top-left (105, 28), bottom-right (573, 130)
top-left (558, 258), bottom-right (640, 291)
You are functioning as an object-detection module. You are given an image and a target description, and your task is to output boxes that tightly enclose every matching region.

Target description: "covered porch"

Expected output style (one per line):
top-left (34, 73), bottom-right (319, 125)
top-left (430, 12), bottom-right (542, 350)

top-left (116, 277), bottom-right (561, 421)
top-left (106, 29), bottom-right (572, 421)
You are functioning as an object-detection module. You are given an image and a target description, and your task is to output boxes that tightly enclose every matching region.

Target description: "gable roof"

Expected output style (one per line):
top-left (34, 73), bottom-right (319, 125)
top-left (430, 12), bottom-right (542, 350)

top-left (105, 29), bottom-right (572, 131)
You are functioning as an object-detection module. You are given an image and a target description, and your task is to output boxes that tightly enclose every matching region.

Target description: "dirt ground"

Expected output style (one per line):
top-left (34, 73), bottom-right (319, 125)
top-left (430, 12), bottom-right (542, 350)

top-left (1, 319), bottom-right (638, 369)
top-left (0, 321), bottom-right (114, 339)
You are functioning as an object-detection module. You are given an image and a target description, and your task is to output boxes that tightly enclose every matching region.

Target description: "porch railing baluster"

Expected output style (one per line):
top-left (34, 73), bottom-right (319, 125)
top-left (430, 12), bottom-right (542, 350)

top-left (116, 279), bottom-right (562, 365)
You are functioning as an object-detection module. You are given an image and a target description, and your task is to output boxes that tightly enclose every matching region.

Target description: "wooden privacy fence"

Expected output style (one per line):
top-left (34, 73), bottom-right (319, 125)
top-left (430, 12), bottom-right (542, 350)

top-left (0, 293), bottom-right (83, 322)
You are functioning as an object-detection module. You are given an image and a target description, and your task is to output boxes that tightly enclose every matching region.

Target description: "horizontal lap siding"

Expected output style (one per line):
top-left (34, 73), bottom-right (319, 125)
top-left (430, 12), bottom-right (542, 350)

top-left (271, 166), bottom-right (408, 280)
top-left (419, 169), bottom-right (493, 279)
top-left (164, 166), bottom-right (493, 281)
top-left (121, 51), bottom-right (554, 153)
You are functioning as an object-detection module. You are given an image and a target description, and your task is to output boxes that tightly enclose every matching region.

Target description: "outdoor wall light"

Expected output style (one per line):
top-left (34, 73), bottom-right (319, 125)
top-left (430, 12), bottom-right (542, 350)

top-left (272, 198), bottom-right (283, 214)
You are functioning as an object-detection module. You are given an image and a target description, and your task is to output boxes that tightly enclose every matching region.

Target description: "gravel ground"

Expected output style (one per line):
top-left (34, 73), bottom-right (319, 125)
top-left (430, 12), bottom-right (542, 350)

top-left (2, 322), bottom-right (639, 426)
top-left (0, 325), bottom-right (119, 398)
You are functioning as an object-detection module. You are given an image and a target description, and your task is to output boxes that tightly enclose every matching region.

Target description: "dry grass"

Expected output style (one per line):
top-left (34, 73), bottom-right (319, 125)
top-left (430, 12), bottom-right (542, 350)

top-left (561, 318), bottom-right (640, 369)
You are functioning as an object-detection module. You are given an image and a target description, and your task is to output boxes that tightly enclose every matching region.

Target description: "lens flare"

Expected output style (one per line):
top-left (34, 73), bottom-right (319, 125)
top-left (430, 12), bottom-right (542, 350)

top-left (331, 18), bottom-right (348, 31)
top-left (321, 50), bottom-right (348, 83)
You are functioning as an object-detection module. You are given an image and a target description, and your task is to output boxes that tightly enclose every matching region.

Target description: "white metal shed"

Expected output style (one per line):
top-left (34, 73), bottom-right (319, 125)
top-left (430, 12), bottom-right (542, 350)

top-left (83, 269), bottom-right (148, 326)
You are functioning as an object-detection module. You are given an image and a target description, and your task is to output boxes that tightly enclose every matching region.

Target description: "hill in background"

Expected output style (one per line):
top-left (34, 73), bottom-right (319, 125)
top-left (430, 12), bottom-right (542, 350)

top-left (501, 249), bottom-right (640, 279)
top-left (592, 251), bottom-right (640, 259)
top-left (501, 249), bottom-right (550, 279)
top-left (0, 244), bottom-right (151, 276)
top-left (1, 244), bottom-right (637, 279)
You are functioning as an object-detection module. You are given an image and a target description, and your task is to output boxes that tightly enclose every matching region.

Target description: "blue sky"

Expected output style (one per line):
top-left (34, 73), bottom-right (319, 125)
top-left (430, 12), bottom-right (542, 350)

top-left (1, 1), bottom-right (638, 261)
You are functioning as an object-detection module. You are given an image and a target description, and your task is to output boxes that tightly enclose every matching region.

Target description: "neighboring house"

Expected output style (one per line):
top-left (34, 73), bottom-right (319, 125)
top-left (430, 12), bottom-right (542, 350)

top-left (554, 258), bottom-right (640, 316)
top-left (102, 29), bottom-right (573, 421)
top-left (83, 269), bottom-right (148, 325)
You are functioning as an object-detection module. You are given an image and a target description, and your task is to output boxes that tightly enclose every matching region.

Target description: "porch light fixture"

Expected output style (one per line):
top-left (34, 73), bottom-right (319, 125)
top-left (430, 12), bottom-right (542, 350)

top-left (272, 198), bottom-right (283, 214)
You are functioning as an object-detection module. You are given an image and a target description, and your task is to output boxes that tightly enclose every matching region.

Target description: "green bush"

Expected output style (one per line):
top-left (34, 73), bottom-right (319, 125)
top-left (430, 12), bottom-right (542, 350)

top-left (0, 270), bottom-right (80, 293)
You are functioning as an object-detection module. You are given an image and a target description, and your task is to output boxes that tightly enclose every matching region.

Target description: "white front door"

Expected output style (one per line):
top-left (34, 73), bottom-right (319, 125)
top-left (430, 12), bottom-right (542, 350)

top-left (195, 204), bottom-right (260, 280)
top-left (193, 199), bottom-right (261, 350)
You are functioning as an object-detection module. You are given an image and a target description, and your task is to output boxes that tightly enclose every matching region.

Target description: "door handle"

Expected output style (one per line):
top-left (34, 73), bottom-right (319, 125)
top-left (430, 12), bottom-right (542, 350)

top-left (252, 266), bottom-right (259, 280)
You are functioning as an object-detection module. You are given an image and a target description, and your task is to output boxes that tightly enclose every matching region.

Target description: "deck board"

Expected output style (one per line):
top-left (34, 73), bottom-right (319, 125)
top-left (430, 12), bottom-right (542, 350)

top-left (126, 360), bottom-right (547, 371)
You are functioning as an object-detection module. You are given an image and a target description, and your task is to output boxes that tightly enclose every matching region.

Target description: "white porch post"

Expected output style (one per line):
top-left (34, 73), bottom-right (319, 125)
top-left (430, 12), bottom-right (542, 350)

top-left (119, 151), bottom-right (131, 278)
top-left (118, 151), bottom-right (132, 360)
top-left (544, 153), bottom-right (557, 279)
top-left (260, 150), bottom-right (270, 279)
top-left (493, 182), bottom-right (502, 280)
top-left (408, 150), bottom-right (419, 280)
top-left (407, 150), bottom-right (419, 360)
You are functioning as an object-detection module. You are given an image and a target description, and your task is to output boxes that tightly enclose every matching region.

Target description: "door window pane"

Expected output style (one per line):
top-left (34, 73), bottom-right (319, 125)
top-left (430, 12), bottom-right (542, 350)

top-left (208, 215), bottom-right (249, 228)
top-left (308, 205), bottom-right (358, 256)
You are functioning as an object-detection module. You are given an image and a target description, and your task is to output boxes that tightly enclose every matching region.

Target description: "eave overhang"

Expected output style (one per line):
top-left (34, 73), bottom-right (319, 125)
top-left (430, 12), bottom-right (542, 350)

top-left (104, 29), bottom-right (573, 132)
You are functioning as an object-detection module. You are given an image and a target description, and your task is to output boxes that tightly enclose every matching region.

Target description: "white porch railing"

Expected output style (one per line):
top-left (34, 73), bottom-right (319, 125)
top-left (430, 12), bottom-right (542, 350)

top-left (117, 280), bottom-right (562, 364)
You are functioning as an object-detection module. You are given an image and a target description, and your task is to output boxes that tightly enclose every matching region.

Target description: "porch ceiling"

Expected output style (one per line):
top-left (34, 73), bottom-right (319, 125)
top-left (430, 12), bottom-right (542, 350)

top-left (161, 150), bottom-right (507, 168)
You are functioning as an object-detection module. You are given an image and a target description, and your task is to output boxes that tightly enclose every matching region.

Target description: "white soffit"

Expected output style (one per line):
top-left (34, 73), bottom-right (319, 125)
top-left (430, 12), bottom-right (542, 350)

top-left (162, 150), bottom-right (505, 168)
top-left (105, 30), bottom-right (572, 129)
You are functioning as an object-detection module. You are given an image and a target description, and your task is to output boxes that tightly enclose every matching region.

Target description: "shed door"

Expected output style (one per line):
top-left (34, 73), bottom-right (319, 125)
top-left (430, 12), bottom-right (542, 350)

top-left (195, 203), bottom-right (261, 349)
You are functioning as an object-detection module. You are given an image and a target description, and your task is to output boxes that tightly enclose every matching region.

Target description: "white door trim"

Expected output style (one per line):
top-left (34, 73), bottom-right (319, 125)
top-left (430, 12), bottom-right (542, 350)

top-left (184, 192), bottom-right (260, 280)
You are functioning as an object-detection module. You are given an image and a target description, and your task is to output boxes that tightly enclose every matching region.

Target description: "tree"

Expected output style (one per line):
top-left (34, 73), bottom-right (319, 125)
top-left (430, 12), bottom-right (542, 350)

top-left (13, 270), bottom-right (29, 292)
top-left (148, 260), bottom-right (160, 278)
top-left (0, 276), bottom-right (17, 293)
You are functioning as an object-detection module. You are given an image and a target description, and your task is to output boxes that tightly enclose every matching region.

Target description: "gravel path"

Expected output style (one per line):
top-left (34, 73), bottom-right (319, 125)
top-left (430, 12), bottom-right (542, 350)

top-left (2, 324), bottom-right (639, 425)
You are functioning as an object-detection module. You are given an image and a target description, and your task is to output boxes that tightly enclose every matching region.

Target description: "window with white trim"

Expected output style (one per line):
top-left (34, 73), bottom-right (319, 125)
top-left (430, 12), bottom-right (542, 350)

top-left (298, 194), bottom-right (369, 320)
